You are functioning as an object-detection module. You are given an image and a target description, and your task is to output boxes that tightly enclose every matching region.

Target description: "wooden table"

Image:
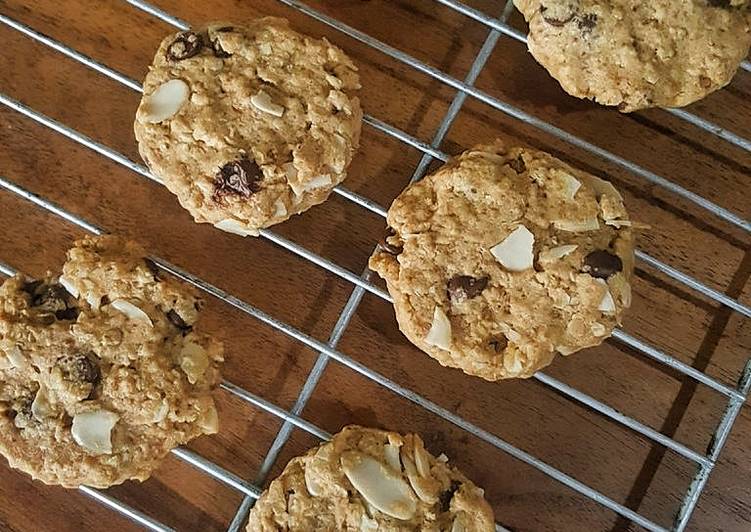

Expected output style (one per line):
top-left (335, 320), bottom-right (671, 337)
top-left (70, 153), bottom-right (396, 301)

top-left (0, 1), bottom-right (749, 531)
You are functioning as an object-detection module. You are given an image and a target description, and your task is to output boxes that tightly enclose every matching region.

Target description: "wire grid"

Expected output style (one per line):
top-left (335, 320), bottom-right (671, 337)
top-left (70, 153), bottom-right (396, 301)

top-left (0, 0), bottom-right (749, 530)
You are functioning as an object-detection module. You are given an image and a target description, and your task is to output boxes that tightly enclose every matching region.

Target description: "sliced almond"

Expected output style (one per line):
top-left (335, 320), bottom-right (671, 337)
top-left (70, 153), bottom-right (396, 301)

top-left (273, 199), bottom-right (287, 218)
top-left (4, 346), bottom-right (26, 368)
top-left (259, 42), bottom-right (272, 55)
top-left (251, 90), bottom-right (284, 117)
top-left (142, 79), bottom-right (190, 123)
top-left (591, 322), bottom-right (607, 337)
top-left (341, 451), bottom-right (417, 520)
top-left (595, 279), bottom-right (616, 313)
top-left (152, 399), bottom-right (169, 423)
top-left (325, 73), bottom-right (343, 89)
top-left (451, 515), bottom-right (466, 532)
top-left (436, 453), bottom-right (449, 463)
top-left (86, 292), bottom-right (102, 310)
top-left (304, 466), bottom-right (324, 497)
top-left (490, 225), bottom-right (535, 272)
top-left (538, 244), bottom-right (578, 263)
top-left (587, 175), bottom-right (623, 201)
top-left (553, 218), bottom-right (600, 232)
top-left (198, 402), bottom-right (219, 434)
top-left (425, 307), bottom-right (452, 351)
top-left (503, 351), bottom-right (524, 376)
top-left (111, 299), bottom-right (153, 326)
top-left (413, 439), bottom-right (431, 478)
top-left (71, 410), bottom-right (119, 455)
top-left (384, 442), bottom-right (402, 473)
top-left (58, 275), bottom-right (79, 298)
top-left (401, 453), bottom-right (439, 504)
top-left (31, 384), bottom-right (54, 419)
top-left (556, 345), bottom-right (577, 356)
top-left (180, 341), bottom-right (209, 384)
top-left (289, 174), bottom-right (333, 196)
top-left (560, 174), bottom-right (581, 201)
top-left (213, 218), bottom-right (259, 237)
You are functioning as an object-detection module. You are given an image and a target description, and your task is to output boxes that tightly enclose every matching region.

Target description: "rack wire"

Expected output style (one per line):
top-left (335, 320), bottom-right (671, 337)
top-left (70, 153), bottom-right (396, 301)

top-left (0, 1), bottom-right (749, 530)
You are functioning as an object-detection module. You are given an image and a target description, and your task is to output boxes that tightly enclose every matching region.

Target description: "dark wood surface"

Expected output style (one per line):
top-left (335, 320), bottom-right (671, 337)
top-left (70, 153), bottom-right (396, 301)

top-left (0, 0), bottom-right (749, 531)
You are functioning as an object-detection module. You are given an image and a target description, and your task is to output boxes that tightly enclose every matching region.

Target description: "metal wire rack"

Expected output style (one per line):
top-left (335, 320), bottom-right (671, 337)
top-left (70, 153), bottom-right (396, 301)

top-left (0, 0), bottom-right (749, 531)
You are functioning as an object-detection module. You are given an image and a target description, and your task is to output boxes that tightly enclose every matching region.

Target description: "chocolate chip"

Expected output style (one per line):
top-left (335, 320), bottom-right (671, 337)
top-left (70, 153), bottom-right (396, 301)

top-left (576, 13), bottom-right (598, 33)
top-left (212, 157), bottom-right (263, 202)
top-left (489, 336), bottom-right (508, 353)
top-left (447, 275), bottom-right (489, 301)
top-left (167, 309), bottom-right (191, 331)
top-left (507, 155), bottom-right (526, 174)
top-left (166, 31), bottom-right (203, 61)
top-left (583, 250), bottom-right (622, 279)
top-left (540, 4), bottom-right (575, 26)
top-left (378, 227), bottom-right (403, 256)
top-left (439, 481), bottom-right (461, 512)
top-left (26, 282), bottom-right (79, 322)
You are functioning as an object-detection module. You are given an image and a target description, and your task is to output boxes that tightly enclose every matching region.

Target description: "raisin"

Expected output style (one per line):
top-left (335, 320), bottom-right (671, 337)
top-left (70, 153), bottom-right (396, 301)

top-left (212, 157), bottom-right (263, 202)
top-left (378, 227), bottom-right (403, 256)
top-left (489, 336), bottom-right (509, 353)
top-left (583, 250), bottom-right (622, 279)
top-left (166, 31), bottom-right (203, 61)
top-left (507, 155), bottom-right (526, 174)
top-left (447, 275), bottom-right (489, 301)
top-left (167, 309), bottom-right (191, 331)
top-left (28, 283), bottom-right (79, 321)
top-left (439, 481), bottom-right (461, 512)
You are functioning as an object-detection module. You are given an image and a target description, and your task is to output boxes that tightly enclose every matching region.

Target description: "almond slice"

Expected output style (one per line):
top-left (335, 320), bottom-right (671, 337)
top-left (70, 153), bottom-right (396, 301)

top-left (180, 341), bottom-right (209, 384)
top-left (413, 439), bottom-right (431, 478)
top-left (213, 218), bottom-right (259, 237)
top-left (111, 299), bottom-right (153, 326)
top-left (538, 244), bottom-right (578, 263)
top-left (560, 174), bottom-right (581, 201)
top-left (401, 453), bottom-right (439, 504)
top-left (425, 307), bottom-right (452, 351)
top-left (273, 199), bottom-right (287, 218)
top-left (142, 79), bottom-right (190, 123)
top-left (58, 275), bottom-right (79, 298)
top-left (304, 466), bottom-right (324, 497)
top-left (251, 90), bottom-right (284, 117)
top-left (31, 384), bottom-right (54, 419)
top-left (5, 345), bottom-right (26, 368)
top-left (553, 218), bottom-right (600, 232)
top-left (71, 410), bottom-right (119, 455)
top-left (198, 402), bottom-right (219, 434)
top-left (360, 515), bottom-right (379, 532)
top-left (595, 279), bottom-right (616, 313)
top-left (490, 225), bottom-right (535, 272)
top-left (384, 442), bottom-right (402, 473)
top-left (451, 516), bottom-right (466, 532)
top-left (341, 451), bottom-right (417, 520)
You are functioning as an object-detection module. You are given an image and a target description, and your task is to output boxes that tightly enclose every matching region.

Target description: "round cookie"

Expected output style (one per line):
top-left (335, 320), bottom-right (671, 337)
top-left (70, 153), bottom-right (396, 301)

top-left (514, 0), bottom-right (751, 111)
top-left (369, 142), bottom-right (635, 381)
top-left (0, 235), bottom-right (223, 488)
top-left (134, 19), bottom-right (362, 235)
top-left (247, 425), bottom-right (495, 531)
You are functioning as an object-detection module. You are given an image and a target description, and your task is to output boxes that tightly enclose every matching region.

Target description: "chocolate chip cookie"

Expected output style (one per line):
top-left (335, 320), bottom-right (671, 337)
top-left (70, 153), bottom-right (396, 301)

top-left (370, 142), bottom-right (635, 381)
top-left (0, 235), bottom-right (223, 488)
top-left (247, 426), bottom-right (495, 531)
top-left (514, 0), bottom-right (751, 111)
top-left (134, 19), bottom-right (362, 235)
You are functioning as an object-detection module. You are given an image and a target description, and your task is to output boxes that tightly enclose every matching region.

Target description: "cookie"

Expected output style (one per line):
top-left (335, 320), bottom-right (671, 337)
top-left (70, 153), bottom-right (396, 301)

top-left (134, 19), bottom-right (362, 235)
top-left (514, 0), bottom-right (751, 111)
top-left (369, 142), bottom-right (635, 381)
top-left (0, 235), bottom-right (223, 488)
top-left (247, 425), bottom-right (495, 531)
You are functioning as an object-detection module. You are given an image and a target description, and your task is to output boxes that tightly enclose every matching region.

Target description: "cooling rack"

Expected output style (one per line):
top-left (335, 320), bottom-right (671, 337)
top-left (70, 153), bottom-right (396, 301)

top-left (0, 0), bottom-right (749, 530)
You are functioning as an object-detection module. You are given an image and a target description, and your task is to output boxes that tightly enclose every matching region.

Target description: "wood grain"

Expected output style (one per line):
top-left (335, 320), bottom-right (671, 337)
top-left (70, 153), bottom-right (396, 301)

top-left (0, 0), bottom-right (749, 531)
